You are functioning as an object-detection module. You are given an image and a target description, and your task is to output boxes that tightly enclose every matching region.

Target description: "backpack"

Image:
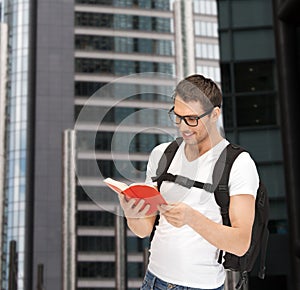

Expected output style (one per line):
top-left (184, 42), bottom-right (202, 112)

top-left (150, 137), bottom-right (269, 289)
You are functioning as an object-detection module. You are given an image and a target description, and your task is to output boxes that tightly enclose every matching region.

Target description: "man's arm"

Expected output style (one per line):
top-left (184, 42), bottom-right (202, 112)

top-left (159, 194), bottom-right (255, 256)
top-left (118, 194), bottom-right (157, 238)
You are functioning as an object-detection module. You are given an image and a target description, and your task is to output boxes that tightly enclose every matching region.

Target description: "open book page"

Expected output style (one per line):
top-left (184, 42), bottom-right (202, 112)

top-left (103, 178), bottom-right (129, 194)
top-left (103, 177), bottom-right (167, 215)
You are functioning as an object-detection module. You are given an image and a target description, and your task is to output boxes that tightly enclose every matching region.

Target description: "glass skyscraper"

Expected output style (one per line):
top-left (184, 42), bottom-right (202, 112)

top-left (1, 0), bottom-right (31, 289)
top-left (217, 0), bottom-right (292, 289)
top-left (0, 0), bottom-right (74, 289)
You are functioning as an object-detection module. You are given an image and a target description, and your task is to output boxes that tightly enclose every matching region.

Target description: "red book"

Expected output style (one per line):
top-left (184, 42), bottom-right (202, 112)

top-left (103, 177), bottom-right (167, 215)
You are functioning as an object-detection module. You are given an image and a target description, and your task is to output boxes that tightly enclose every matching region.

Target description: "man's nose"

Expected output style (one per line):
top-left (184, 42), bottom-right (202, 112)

top-left (177, 119), bottom-right (190, 130)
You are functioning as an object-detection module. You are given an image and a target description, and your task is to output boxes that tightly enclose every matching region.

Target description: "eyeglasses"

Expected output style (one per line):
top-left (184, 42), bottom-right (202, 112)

top-left (168, 106), bottom-right (214, 127)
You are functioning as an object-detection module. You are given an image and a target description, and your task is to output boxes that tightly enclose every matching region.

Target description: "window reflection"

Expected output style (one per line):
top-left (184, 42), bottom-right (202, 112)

top-left (3, 2), bottom-right (30, 289)
top-left (194, 21), bottom-right (218, 37)
top-left (194, 0), bottom-right (217, 15)
top-left (196, 66), bottom-right (220, 83)
top-left (75, 105), bottom-right (171, 127)
top-left (77, 262), bottom-right (115, 278)
top-left (77, 211), bottom-right (115, 227)
top-left (75, 12), bottom-right (172, 33)
top-left (75, 58), bottom-right (174, 75)
top-left (234, 61), bottom-right (275, 93)
top-left (236, 94), bottom-right (277, 127)
top-left (75, 0), bottom-right (171, 10)
top-left (196, 43), bottom-right (219, 59)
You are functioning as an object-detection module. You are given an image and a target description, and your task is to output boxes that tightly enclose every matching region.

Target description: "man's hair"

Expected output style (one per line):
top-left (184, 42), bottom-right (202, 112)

top-left (173, 74), bottom-right (222, 110)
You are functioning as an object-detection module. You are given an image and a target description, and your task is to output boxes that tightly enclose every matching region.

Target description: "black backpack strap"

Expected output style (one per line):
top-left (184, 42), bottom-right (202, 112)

top-left (258, 225), bottom-right (269, 279)
top-left (213, 144), bottom-right (246, 263)
top-left (149, 137), bottom-right (183, 243)
top-left (213, 144), bottom-right (246, 222)
top-left (154, 172), bottom-right (214, 192)
top-left (256, 182), bottom-right (269, 279)
top-left (151, 137), bottom-right (183, 191)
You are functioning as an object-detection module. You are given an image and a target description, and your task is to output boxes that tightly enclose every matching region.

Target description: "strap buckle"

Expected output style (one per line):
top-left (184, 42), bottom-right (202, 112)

top-left (175, 175), bottom-right (194, 188)
top-left (203, 183), bottom-right (214, 193)
top-left (217, 184), bottom-right (229, 192)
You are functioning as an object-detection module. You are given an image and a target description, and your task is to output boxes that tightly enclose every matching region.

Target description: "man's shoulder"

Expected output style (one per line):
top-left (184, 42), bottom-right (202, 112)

top-left (150, 141), bottom-right (173, 155)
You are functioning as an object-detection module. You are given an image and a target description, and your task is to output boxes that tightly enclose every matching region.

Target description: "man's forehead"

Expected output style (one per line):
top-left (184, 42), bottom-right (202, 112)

top-left (174, 97), bottom-right (203, 114)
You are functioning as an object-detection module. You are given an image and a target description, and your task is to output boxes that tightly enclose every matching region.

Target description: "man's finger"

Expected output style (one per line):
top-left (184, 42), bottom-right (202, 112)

top-left (158, 203), bottom-right (176, 213)
top-left (139, 204), bottom-right (151, 216)
top-left (132, 199), bottom-right (145, 212)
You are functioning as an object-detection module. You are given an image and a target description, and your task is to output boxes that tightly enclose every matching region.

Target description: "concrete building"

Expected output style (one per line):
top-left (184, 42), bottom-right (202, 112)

top-left (0, 0), bottom-right (221, 289)
top-left (74, 1), bottom-right (221, 289)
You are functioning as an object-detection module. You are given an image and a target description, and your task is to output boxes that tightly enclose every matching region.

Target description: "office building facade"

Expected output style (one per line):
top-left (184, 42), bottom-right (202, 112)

top-left (74, 0), bottom-right (220, 289)
top-left (0, 0), bottom-right (221, 289)
top-left (217, 0), bottom-right (299, 289)
top-left (0, 0), bottom-right (74, 289)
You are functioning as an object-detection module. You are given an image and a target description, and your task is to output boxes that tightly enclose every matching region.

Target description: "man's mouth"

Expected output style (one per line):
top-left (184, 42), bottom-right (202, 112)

top-left (181, 131), bottom-right (194, 138)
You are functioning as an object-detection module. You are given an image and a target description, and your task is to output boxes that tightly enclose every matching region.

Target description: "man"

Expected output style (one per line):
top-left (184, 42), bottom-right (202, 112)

top-left (119, 74), bottom-right (259, 290)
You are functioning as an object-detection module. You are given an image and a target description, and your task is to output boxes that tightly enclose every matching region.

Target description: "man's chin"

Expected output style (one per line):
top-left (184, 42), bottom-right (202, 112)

top-left (181, 135), bottom-right (197, 145)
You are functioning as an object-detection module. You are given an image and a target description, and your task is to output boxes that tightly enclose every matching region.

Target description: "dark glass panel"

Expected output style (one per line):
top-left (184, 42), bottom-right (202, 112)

top-left (234, 61), bottom-right (275, 93)
top-left (75, 12), bottom-right (171, 32)
top-left (77, 262), bottom-right (115, 278)
top-left (222, 96), bottom-right (234, 128)
top-left (127, 262), bottom-right (145, 278)
top-left (236, 94), bottom-right (277, 127)
top-left (75, 58), bottom-right (173, 75)
top-left (76, 131), bottom-right (172, 152)
top-left (75, 81), bottom-right (107, 96)
top-left (220, 63), bottom-right (231, 93)
top-left (77, 211), bottom-right (115, 227)
top-left (77, 237), bottom-right (115, 251)
top-left (75, 0), bottom-right (170, 10)
top-left (76, 185), bottom-right (93, 201)
top-left (96, 160), bottom-right (148, 179)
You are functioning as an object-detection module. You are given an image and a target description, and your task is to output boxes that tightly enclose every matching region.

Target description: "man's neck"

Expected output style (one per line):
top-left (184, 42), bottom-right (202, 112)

top-left (184, 134), bottom-right (224, 161)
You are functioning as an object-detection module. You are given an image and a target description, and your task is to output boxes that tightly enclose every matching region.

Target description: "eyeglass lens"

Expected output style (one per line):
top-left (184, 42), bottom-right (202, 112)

top-left (169, 111), bottom-right (199, 127)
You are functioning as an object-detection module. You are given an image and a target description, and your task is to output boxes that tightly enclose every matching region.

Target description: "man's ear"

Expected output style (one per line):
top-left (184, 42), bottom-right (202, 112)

top-left (211, 106), bottom-right (221, 121)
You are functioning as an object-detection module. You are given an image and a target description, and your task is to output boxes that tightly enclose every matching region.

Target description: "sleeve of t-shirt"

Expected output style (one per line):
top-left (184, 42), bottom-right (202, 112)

top-left (228, 152), bottom-right (259, 198)
top-left (144, 142), bottom-right (171, 186)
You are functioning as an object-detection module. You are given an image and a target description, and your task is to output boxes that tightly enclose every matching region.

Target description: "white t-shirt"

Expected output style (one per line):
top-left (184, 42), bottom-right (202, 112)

top-left (145, 139), bottom-right (259, 289)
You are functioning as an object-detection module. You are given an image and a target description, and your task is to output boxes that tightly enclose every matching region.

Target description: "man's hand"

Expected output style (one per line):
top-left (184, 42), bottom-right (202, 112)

top-left (158, 203), bottom-right (194, 227)
top-left (118, 194), bottom-right (151, 218)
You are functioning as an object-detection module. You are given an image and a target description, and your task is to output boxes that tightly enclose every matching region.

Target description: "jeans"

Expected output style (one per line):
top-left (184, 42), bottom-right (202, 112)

top-left (140, 270), bottom-right (224, 290)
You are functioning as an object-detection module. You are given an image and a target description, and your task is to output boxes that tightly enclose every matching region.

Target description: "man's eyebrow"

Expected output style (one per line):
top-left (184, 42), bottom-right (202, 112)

top-left (173, 110), bottom-right (200, 117)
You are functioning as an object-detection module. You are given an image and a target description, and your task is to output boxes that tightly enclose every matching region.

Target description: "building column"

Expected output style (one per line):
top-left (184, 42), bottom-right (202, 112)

top-left (272, 1), bottom-right (300, 289)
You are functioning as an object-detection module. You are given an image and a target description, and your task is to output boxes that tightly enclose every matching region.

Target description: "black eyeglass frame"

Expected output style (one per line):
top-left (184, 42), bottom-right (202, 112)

top-left (168, 106), bottom-right (215, 127)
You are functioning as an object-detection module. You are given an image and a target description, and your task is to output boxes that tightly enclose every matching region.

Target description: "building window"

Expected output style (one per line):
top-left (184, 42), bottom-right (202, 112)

top-left (220, 63), bottom-right (231, 93)
top-left (75, 81), bottom-right (106, 96)
top-left (194, 0), bottom-right (217, 15)
top-left (234, 61), bottom-right (275, 93)
top-left (77, 262), bottom-right (115, 278)
top-left (75, 105), bottom-right (171, 127)
top-left (77, 211), bottom-right (115, 227)
top-left (75, 12), bottom-right (172, 33)
top-left (76, 131), bottom-right (172, 152)
top-left (236, 94), bottom-right (277, 127)
top-left (112, 0), bottom-right (171, 10)
top-left (195, 43), bottom-right (219, 59)
top-left (75, 58), bottom-right (174, 75)
top-left (75, 0), bottom-right (112, 4)
top-left (196, 66), bottom-right (221, 83)
top-left (231, 0), bottom-right (273, 28)
top-left (194, 21), bottom-right (218, 37)
top-left (76, 159), bottom-right (148, 179)
top-left (77, 237), bottom-right (115, 252)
